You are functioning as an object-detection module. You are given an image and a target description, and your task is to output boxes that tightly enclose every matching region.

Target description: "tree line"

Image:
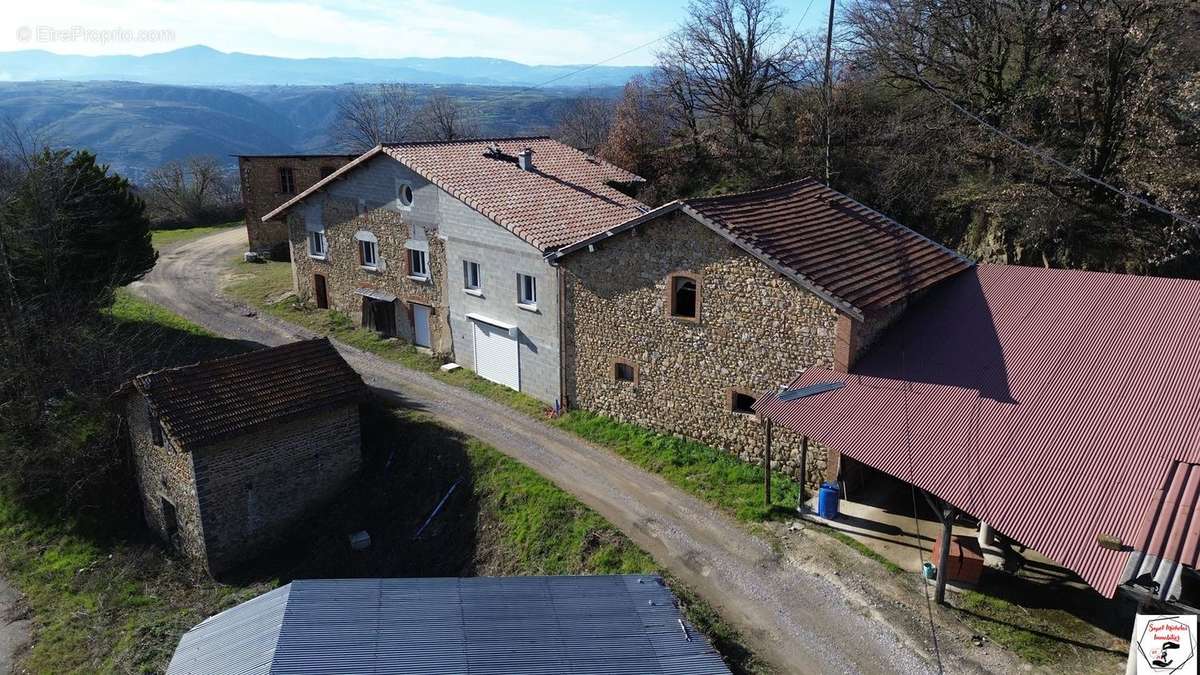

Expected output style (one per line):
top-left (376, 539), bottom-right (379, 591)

top-left (558, 0), bottom-right (1200, 276)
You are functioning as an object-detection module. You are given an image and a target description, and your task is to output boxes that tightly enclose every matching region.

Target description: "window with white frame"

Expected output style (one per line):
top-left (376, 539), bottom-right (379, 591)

top-left (464, 260), bottom-right (481, 292)
top-left (355, 231), bottom-right (379, 269)
top-left (517, 273), bottom-right (537, 307)
top-left (305, 208), bottom-right (326, 259)
top-left (308, 229), bottom-right (327, 258)
top-left (408, 248), bottom-right (429, 278)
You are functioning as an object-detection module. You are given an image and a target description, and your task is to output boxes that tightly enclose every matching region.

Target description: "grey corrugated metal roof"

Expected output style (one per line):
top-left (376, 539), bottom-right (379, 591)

top-left (167, 584), bottom-right (291, 675)
top-left (166, 575), bottom-right (731, 675)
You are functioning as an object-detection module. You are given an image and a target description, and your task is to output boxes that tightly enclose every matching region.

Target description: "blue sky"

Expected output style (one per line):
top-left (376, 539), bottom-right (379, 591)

top-left (1, 0), bottom-right (830, 65)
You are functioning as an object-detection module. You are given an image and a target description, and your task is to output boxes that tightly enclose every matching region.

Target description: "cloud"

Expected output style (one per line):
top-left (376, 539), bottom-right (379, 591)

top-left (0, 0), bottom-right (671, 65)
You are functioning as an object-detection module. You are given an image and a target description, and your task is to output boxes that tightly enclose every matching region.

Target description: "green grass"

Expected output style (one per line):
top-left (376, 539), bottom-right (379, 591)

top-left (552, 410), bottom-right (800, 522)
top-left (955, 590), bottom-right (1063, 664)
top-left (0, 470), bottom-right (272, 674)
top-left (2, 295), bottom-right (770, 674)
top-left (108, 289), bottom-right (215, 336)
top-left (150, 222), bottom-right (240, 250)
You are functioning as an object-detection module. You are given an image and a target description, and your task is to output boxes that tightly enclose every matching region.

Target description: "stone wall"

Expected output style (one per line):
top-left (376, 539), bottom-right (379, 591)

top-left (561, 212), bottom-right (844, 490)
top-left (192, 404), bottom-right (362, 574)
top-left (288, 195), bottom-right (452, 355)
top-left (127, 394), bottom-right (209, 566)
top-left (239, 155), bottom-right (354, 256)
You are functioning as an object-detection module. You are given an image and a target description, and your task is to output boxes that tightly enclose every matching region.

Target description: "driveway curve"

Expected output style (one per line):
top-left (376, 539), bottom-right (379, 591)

top-left (130, 228), bottom-right (982, 675)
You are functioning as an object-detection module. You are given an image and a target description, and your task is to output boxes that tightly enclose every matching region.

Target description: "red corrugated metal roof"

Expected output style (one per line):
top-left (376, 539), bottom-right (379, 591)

top-left (755, 263), bottom-right (1200, 597)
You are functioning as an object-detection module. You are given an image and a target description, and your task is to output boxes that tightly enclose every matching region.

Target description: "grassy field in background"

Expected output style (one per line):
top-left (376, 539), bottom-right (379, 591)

top-left (150, 222), bottom-right (240, 250)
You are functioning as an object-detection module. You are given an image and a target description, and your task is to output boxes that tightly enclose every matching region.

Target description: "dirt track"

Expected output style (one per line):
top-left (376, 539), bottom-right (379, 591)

top-left (128, 228), bottom-right (1023, 675)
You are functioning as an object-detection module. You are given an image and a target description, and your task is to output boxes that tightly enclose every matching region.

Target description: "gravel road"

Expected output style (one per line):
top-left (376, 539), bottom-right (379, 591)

top-left (0, 577), bottom-right (30, 675)
top-left (128, 228), bottom-right (978, 675)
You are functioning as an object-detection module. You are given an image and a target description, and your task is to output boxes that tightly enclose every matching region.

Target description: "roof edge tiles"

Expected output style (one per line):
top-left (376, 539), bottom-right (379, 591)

top-left (129, 338), bottom-right (367, 449)
top-left (552, 178), bottom-right (973, 319)
top-left (263, 137), bottom-right (648, 252)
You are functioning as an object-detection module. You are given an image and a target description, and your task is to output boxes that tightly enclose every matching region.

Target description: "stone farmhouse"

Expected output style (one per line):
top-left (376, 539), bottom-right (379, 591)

top-left (549, 179), bottom-right (973, 491)
top-left (123, 339), bottom-right (367, 574)
top-left (263, 137), bottom-right (647, 406)
top-left (237, 153), bottom-right (356, 257)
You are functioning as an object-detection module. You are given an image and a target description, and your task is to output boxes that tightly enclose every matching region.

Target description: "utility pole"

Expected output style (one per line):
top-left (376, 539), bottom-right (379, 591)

top-left (822, 0), bottom-right (836, 185)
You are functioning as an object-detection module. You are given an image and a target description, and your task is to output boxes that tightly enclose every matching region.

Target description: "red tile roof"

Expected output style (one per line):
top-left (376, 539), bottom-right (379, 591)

top-left (755, 263), bottom-right (1200, 597)
top-left (131, 339), bottom-right (367, 449)
top-left (554, 178), bottom-right (972, 318)
top-left (686, 179), bottom-right (973, 312)
top-left (264, 137), bottom-right (647, 252)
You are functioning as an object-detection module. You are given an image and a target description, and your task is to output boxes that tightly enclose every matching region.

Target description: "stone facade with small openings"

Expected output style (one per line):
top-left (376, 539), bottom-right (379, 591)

top-left (129, 397), bottom-right (361, 574)
top-left (560, 211), bottom-right (895, 492)
top-left (238, 154), bottom-right (355, 257)
top-left (125, 339), bottom-right (367, 575)
top-left (126, 394), bottom-right (208, 563)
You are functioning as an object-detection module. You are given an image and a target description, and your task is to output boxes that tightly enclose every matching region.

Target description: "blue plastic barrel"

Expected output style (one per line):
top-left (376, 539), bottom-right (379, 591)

top-left (817, 481), bottom-right (840, 519)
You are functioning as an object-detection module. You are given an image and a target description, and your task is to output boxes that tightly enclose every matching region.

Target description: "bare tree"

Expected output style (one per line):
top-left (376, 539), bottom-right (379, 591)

top-left (143, 155), bottom-right (238, 226)
top-left (332, 83), bottom-right (415, 151)
top-left (658, 0), bottom-right (802, 152)
top-left (599, 77), bottom-right (671, 177)
top-left (555, 95), bottom-right (616, 153)
top-left (412, 93), bottom-right (478, 142)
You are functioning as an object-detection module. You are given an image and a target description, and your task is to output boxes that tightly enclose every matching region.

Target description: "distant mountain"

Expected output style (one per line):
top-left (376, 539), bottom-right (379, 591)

top-left (0, 80), bottom-right (617, 181)
top-left (0, 45), bottom-right (652, 87)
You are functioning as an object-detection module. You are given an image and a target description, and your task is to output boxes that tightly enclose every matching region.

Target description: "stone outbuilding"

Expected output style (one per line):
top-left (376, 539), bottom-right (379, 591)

top-left (123, 338), bottom-right (368, 574)
top-left (550, 179), bottom-right (973, 491)
top-left (237, 154), bottom-right (356, 257)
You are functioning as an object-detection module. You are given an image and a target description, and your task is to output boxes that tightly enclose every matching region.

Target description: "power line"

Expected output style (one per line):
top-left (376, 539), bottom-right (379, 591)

top-left (518, 32), bottom-right (675, 92)
top-left (913, 74), bottom-right (1200, 231)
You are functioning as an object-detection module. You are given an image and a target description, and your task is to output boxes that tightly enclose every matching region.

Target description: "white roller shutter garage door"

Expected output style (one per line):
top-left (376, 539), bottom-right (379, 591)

top-left (472, 319), bottom-right (519, 391)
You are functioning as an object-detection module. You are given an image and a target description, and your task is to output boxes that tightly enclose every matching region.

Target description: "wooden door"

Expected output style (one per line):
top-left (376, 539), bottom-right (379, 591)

top-left (313, 274), bottom-right (328, 309)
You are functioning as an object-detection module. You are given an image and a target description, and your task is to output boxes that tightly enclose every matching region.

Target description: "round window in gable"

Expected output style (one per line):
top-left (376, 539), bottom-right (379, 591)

top-left (399, 183), bottom-right (414, 208)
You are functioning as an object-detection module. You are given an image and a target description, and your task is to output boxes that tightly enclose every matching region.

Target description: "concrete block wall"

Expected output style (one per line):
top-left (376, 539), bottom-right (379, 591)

top-left (438, 196), bottom-right (562, 406)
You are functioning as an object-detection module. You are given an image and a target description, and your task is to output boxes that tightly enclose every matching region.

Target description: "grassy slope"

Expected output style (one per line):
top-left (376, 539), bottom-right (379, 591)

top-left (150, 222), bottom-right (240, 250)
top-left (2, 292), bottom-right (768, 674)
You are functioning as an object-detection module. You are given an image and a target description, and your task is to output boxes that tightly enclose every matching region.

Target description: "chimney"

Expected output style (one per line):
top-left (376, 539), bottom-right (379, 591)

top-left (518, 147), bottom-right (535, 171)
